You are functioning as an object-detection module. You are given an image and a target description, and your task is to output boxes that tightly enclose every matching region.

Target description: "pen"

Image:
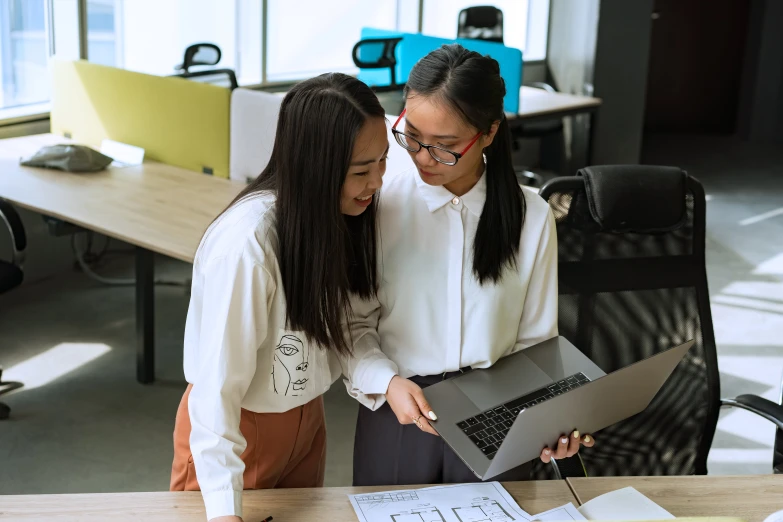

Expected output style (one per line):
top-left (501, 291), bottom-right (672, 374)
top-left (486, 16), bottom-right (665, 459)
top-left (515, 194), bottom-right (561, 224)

top-left (261, 517), bottom-right (273, 522)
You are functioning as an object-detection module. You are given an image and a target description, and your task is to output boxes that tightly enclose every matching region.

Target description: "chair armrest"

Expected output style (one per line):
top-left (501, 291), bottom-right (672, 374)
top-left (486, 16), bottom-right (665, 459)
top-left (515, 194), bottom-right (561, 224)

top-left (0, 199), bottom-right (26, 257)
top-left (721, 394), bottom-right (783, 430)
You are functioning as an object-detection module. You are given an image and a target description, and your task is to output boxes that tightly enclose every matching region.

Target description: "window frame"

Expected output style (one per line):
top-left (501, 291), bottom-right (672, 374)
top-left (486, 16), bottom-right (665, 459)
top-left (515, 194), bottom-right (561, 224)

top-left (0, 0), bottom-right (550, 126)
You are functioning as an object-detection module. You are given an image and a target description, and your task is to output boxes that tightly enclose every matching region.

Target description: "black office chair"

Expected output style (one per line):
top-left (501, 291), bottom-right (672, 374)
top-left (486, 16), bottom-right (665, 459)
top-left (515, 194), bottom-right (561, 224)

top-left (352, 37), bottom-right (406, 115)
top-left (0, 199), bottom-right (26, 420)
top-left (352, 37), bottom-right (405, 93)
top-left (457, 6), bottom-right (504, 43)
top-left (172, 42), bottom-right (238, 90)
top-left (530, 165), bottom-right (783, 478)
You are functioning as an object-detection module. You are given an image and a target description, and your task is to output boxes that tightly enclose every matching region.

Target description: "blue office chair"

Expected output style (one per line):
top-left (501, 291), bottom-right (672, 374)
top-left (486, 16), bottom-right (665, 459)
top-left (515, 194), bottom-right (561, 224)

top-left (0, 199), bottom-right (26, 420)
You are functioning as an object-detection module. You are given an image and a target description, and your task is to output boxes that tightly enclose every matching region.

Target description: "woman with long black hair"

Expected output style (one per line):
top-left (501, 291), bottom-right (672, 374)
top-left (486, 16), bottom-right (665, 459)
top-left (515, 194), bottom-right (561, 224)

top-left (346, 44), bottom-right (595, 486)
top-left (170, 72), bottom-right (389, 522)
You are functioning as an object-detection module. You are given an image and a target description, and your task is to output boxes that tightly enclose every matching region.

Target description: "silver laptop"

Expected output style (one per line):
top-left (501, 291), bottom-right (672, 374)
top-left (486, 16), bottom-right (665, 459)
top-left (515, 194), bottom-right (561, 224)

top-left (422, 336), bottom-right (695, 479)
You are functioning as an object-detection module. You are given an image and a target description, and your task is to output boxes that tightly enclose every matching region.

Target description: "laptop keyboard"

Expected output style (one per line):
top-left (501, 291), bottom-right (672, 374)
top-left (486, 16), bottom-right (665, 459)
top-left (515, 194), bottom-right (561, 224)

top-left (456, 372), bottom-right (590, 460)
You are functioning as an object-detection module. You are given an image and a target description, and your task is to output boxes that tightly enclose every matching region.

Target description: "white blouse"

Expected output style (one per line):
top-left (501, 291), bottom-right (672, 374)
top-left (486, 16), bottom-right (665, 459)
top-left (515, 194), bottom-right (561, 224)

top-left (344, 168), bottom-right (559, 406)
top-left (182, 192), bottom-right (387, 520)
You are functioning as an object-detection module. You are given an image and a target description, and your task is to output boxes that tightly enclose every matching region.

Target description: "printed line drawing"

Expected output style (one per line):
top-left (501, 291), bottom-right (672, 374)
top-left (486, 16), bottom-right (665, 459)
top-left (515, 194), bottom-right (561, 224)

top-left (355, 491), bottom-right (420, 505)
top-left (349, 483), bottom-right (534, 522)
top-left (272, 333), bottom-right (310, 396)
top-left (452, 499), bottom-right (515, 522)
top-left (390, 506), bottom-right (446, 522)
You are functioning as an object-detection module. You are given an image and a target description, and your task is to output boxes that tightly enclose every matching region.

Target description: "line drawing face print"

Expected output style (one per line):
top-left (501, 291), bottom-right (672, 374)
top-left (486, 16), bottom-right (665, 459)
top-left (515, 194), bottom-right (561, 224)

top-left (272, 334), bottom-right (309, 396)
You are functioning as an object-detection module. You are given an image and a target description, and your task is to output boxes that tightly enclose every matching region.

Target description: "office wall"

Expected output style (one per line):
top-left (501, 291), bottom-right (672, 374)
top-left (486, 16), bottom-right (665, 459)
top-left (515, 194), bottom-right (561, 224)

top-left (591, 0), bottom-right (654, 164)
top-left (737, 0), bottom-right (783, 143)
top-left (546, 0), bottom-right (599, 168)
top-left (547, 0), bottom-right (653, 166)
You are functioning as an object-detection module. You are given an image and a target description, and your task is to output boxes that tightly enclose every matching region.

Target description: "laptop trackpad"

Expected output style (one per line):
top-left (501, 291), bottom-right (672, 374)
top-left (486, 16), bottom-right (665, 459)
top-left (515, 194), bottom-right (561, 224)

top-left (453, 352), bottom-right (554, 411)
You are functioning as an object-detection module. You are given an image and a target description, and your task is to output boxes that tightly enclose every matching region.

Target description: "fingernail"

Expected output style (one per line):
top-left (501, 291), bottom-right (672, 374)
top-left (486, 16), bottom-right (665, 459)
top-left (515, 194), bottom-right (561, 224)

top-left (573, 430), bottom-right (580, 439)
top-left (584, 435), bottom-right (591, 443)
top-left (560, 437), bottom-right (568, 445)
top-left (428, 411), bottom-right (437, 421)
top-left (544, 449), bottom-right (551, 455)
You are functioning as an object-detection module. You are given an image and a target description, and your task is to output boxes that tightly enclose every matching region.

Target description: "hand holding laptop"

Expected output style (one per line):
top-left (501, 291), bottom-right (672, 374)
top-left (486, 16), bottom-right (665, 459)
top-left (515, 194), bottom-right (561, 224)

top-left (539, 429), bottom-right (595, 463)
top-left (386, 374), bottom-right (597, 462)
top-left (386, 375), bottom-right (439, 436)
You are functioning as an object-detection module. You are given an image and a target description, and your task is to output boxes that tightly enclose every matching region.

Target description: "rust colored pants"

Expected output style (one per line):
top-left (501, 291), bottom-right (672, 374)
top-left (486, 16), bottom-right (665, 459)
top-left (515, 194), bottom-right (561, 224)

top-left (170, 384), bottom-right (326, 491)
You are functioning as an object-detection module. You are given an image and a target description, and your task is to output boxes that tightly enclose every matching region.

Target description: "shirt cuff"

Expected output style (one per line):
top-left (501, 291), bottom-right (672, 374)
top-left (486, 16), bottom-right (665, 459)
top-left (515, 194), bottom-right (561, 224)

top-left (343, 358), bottom-right (399, 411)
top-left (203, 489), bottom-right (243, 520)
top-left (358, 357), bottom-right (399, 395)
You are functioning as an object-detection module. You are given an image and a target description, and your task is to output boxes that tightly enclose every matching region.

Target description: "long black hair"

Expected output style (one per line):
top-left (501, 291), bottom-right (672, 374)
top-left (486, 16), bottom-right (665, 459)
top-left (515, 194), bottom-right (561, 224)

top-left (405, 44), bottom-right (524, 284)
top-left (226, 73), bottom-right (385, 355)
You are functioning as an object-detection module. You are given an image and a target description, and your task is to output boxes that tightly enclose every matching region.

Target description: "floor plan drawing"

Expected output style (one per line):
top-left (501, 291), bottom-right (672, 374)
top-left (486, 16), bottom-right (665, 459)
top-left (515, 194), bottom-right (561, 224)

top-left (355, 491), bottom-right (421, 506)
top-left (349, 483), bottom-right (529, 522)
top-left (452, 499), bottom-right (515, 522)
top-left (390, 506), bottom-right (446, 522)
top-left (347, 482), bottom-right (585, 522)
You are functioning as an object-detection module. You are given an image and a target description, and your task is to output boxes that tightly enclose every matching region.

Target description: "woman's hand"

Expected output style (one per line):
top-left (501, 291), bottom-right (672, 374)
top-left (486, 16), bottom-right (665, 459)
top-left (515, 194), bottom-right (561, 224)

top-left (539, 430), bottom-right (595, 463)
top-left (385, 375), bottom-right (439, 436)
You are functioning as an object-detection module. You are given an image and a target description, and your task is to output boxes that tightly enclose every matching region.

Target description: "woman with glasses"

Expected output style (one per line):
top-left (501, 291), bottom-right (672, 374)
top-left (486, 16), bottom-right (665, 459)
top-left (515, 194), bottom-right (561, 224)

top-left (344, 44), bottom-right (595, 486)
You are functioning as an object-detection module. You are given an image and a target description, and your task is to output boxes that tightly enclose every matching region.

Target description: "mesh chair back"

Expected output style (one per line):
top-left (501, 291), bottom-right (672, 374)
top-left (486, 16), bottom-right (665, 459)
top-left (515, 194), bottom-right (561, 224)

top-left (532, 166), bottom-right (720, 477)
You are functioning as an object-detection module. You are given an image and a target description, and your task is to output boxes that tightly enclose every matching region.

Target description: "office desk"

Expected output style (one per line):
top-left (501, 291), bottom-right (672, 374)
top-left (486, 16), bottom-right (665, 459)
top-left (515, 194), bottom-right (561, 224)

top-left (0, 133), bottom-right (246, 383)
top-left (515, 86), bottom-right (601, 123)
top-left (0, 481), bottom-right (577, 521)
top-left (512, 86), bottom-right (602, 166)
top-left (568, 475), bottom-right (783, 522)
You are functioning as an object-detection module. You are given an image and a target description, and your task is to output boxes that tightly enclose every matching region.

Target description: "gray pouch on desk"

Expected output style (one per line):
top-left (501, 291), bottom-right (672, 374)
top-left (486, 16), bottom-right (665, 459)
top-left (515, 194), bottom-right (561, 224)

top-left (20, 144), bottom-right (114, 173)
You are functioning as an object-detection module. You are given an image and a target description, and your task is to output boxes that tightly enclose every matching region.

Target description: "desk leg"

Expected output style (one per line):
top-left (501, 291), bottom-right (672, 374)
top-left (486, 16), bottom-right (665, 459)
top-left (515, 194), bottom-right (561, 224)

top-left (586, 110), bottom-right (598, 166)
top-left (136, 247), bottom-right (155, 384)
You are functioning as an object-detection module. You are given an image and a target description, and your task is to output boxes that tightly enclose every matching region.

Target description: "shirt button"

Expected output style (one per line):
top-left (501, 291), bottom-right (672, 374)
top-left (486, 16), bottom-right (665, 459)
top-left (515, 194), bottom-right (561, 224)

top-left (452, 197), bottom-right (460, 205)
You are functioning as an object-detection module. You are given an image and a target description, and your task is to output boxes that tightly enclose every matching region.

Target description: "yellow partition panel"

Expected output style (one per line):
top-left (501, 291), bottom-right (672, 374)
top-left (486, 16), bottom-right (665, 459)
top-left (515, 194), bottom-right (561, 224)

top-left (51, 60), bottom-right (230, 178)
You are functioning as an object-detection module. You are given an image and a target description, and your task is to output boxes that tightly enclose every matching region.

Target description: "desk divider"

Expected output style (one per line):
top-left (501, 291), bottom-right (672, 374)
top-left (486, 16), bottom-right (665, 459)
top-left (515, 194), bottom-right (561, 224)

top-left (51, 60), bottom-right (230, 178)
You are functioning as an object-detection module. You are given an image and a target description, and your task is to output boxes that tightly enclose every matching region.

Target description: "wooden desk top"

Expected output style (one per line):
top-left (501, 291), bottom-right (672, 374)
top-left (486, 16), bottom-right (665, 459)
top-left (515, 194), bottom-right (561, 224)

top-left (0, 481), bottom-right (577, 521)
top-left (517, 86), bottom-right (602, 119)
top-left (567, 475), bottom-right (783, 522)
top-left (0, 134), bottom-right (246, 263)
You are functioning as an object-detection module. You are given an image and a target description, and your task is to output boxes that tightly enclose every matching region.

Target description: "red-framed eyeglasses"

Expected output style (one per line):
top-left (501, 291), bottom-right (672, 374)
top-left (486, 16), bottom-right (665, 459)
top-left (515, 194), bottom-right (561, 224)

top-left (391, 109), bottom-right (483, 166)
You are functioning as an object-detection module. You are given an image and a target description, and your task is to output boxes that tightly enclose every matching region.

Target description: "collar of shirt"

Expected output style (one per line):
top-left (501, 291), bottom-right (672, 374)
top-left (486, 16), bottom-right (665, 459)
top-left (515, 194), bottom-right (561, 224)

top-left (413, 166), bottom-right (487, 217)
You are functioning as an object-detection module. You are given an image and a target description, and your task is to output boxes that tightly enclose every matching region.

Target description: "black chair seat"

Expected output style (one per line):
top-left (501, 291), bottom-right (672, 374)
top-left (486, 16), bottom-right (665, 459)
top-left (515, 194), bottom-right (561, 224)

top-left (0, 261), bottom-right (23, 294)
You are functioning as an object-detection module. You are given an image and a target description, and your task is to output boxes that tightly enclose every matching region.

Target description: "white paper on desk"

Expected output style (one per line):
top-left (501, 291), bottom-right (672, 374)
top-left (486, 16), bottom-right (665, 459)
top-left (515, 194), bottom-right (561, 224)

top-left (531, 503), bottom-right (586, 521)
top-left (577, 487), bottom-right (674, 520)
top-left (101, 139), bottom-right (144, 167)
top-left (349, 482), bottom-right (537, 522)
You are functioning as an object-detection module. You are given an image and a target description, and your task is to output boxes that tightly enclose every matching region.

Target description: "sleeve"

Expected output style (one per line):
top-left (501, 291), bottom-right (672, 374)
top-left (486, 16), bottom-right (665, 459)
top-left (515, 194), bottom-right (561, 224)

top-left (187, 252), bottom-right (272, 520)
top-left (336, 292), bottom-right (399, 410)
top-left (514, 207), bottom-right (559, 350)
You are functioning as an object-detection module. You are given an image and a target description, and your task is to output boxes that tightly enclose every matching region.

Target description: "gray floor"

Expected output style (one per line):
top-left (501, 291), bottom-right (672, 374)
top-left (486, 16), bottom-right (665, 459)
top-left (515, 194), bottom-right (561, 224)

top-left (642, 134), bottom-right (783, 476)
top-left (0, 134), bottom-right (781, 495)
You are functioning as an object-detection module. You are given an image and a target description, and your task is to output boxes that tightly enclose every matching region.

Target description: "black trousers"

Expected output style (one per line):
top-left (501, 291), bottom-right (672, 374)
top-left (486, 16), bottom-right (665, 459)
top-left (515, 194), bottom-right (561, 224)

top-left (352, 372), bottom-right (532, 486)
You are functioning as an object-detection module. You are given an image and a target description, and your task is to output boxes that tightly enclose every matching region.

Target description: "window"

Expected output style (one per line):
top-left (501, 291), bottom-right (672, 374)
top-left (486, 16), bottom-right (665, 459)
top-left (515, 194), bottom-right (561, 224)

top-left (87, 0), bottom-right (119, 67)
top-left (422, 0), bottom-right (550, 61)
top-left (0, 0), bottom-right (49, 110)
top-left (266, 0), bottom-right (398, 82)
top-left (0, 0), bottom-right (550, 120)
